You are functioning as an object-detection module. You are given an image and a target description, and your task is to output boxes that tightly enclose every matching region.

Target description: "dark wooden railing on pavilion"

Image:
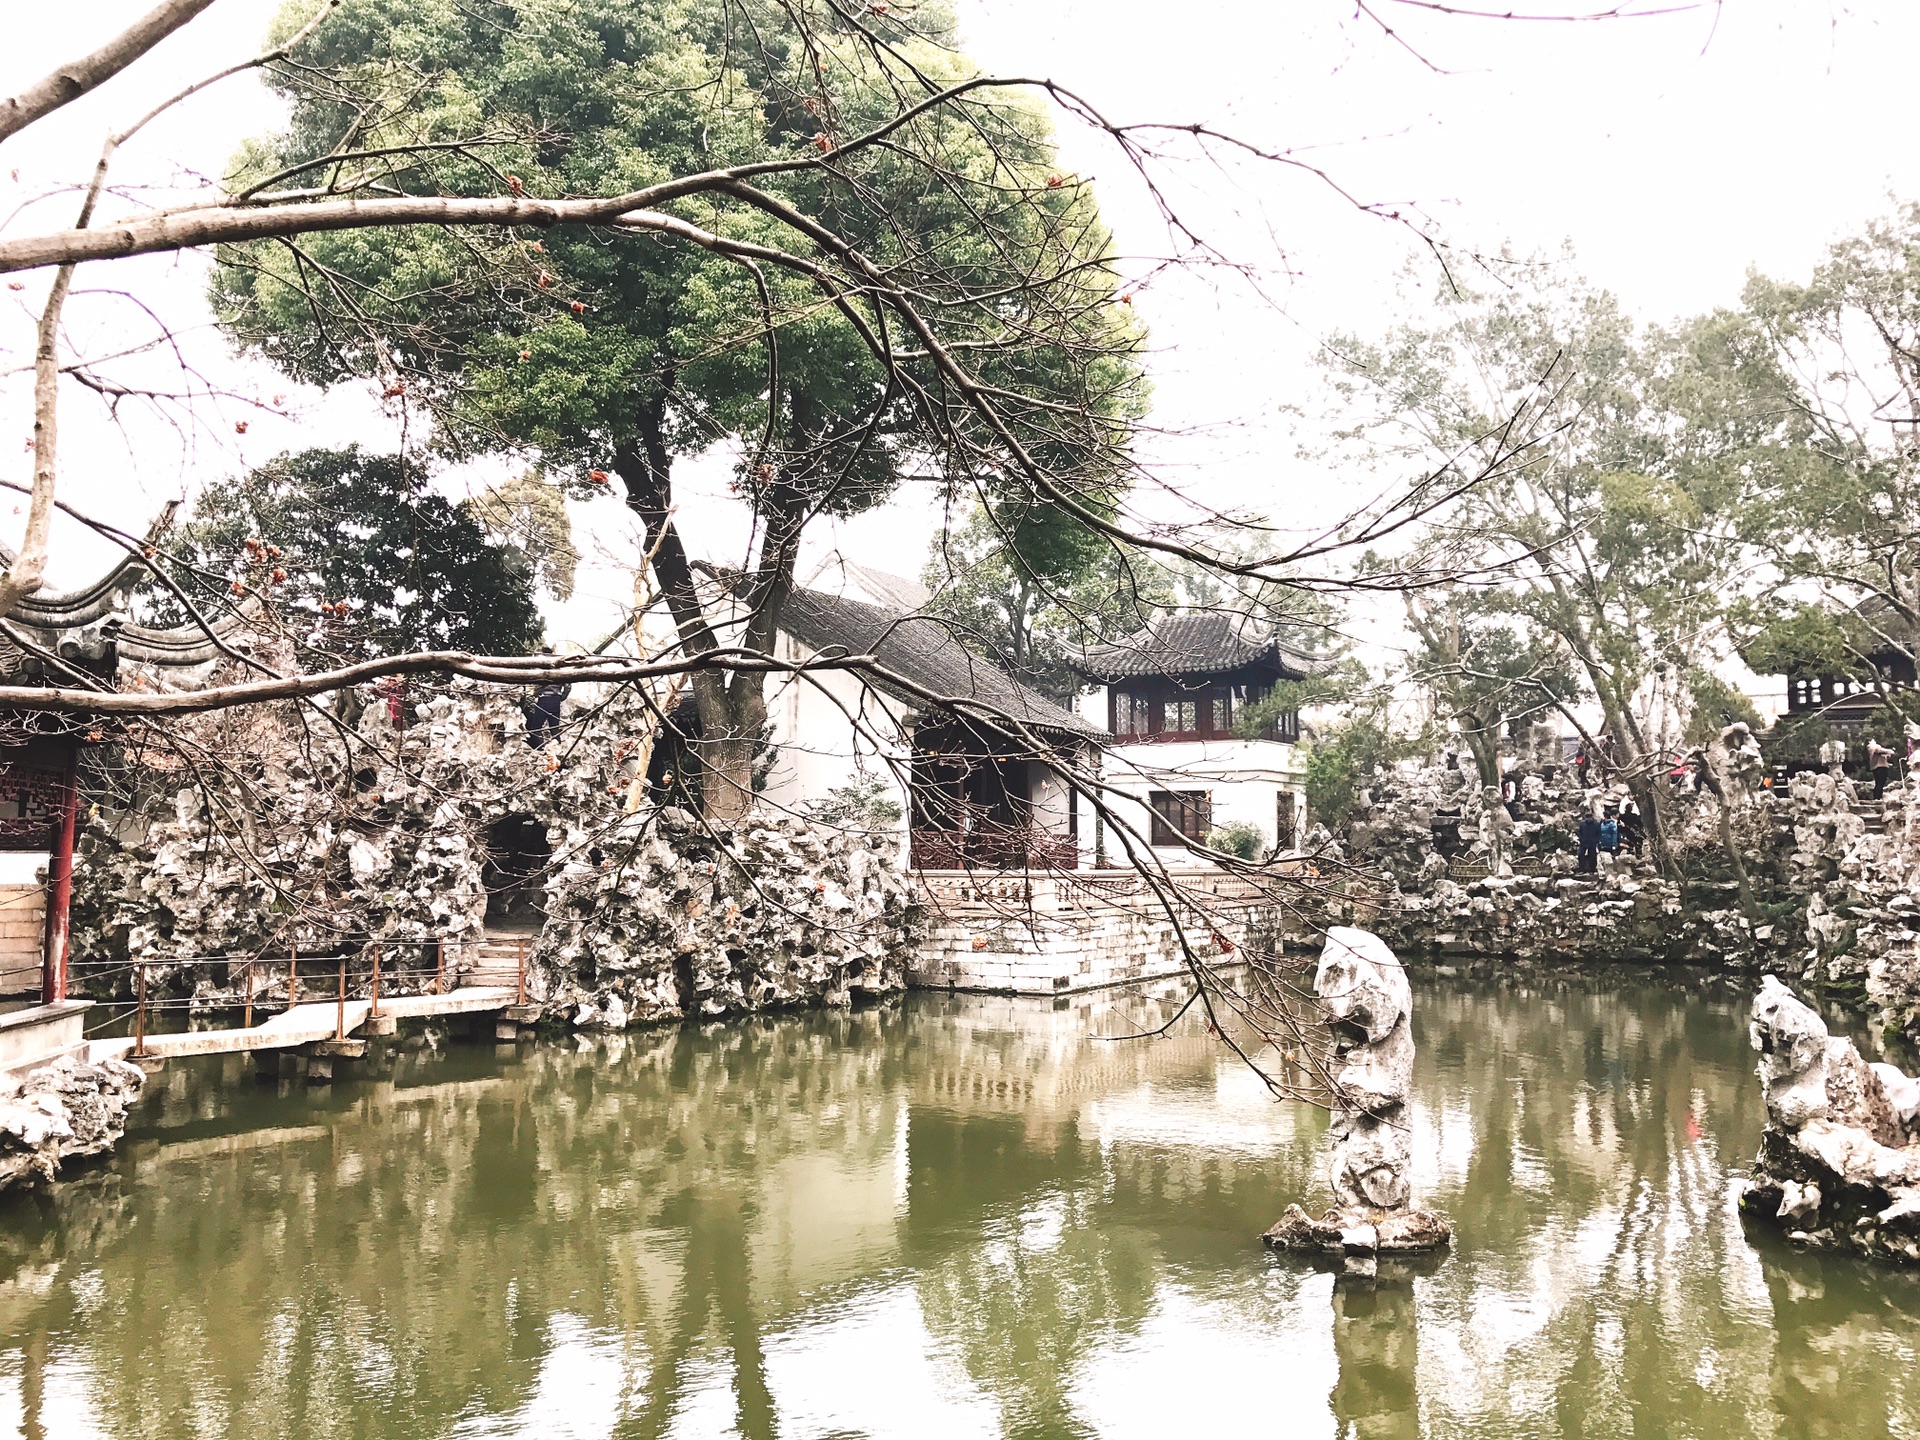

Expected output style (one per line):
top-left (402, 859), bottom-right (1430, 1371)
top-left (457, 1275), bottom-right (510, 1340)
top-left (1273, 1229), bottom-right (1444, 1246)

top-left (910, 824), bottom-right (1080, 872)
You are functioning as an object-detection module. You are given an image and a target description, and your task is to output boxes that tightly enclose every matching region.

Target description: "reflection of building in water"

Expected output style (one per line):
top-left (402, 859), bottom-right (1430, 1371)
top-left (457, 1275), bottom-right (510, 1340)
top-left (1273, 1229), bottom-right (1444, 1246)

top-left (18, 980), bottom-right (1918, 1438)
top-left (907, 985), bottom-right (1218, 1119)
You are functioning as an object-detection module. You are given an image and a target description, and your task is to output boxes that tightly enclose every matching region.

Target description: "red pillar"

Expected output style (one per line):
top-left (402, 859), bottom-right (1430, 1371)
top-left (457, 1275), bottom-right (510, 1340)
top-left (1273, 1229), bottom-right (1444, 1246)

top-left (40, 749), bottom-right (78, 1005)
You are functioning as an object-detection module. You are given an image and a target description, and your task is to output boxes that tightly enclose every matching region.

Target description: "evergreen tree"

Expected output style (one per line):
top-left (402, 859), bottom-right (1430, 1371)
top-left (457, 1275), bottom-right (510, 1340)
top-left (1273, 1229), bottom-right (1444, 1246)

top-left (154, 447), bottom-right (545, 662)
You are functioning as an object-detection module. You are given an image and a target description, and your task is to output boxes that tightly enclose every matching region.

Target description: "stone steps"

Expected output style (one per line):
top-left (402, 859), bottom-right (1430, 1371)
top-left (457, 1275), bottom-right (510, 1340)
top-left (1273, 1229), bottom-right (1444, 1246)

top-left (463, 931), bottom-right (533, 991)
top-left (1851, 800), bottom-right (1888, 834)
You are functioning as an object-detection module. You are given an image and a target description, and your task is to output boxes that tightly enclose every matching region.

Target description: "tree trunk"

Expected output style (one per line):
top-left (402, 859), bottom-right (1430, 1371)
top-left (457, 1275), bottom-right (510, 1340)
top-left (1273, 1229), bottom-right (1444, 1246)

top-left (615, 396), bottom-right (805, 824)
top-left (698, 726), bottom-right (762, 823)
top-left (1460, 718), bottom-right (1501, 790)
top-left (1692, 756), bottom-right (1761, 920)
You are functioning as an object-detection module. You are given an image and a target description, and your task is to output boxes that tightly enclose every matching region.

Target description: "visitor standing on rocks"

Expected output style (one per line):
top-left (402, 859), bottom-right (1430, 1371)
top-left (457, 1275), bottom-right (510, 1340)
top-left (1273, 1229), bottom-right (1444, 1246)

top-left (1618, 798), bottom-right (1643, 854)
top-left (1577, 810), bottom-right (1601, 874)
top-left (528, 681), bottom-right (568, 747)
top-left (378, 676), bottom-right (408, 731)
top-left (1869, 737), bottom-right (1894, 798)
top-left (524, 646), bottom-right (570, 747)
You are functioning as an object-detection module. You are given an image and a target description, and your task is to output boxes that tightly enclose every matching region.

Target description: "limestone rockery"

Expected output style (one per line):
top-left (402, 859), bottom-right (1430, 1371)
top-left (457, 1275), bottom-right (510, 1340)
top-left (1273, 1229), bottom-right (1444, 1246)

top-left (532, 807), bottom-right (919, 1028)
top-left (0, 1055), bottom-right (145, 1192)
top-left (70, 680), bottom-right (922, 1029)
top-left (1740, 976), bottom-right (1920, 1264)
top-left (1326, 724), bottom-right (1920, 1048)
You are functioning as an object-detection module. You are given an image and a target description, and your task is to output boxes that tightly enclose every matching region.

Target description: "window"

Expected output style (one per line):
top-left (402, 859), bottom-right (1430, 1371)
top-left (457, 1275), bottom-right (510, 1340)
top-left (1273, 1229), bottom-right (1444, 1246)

top-left (1149, 789), bottom-right (1211, 846)
top-left (1113, 690), bottom-right (1152, 737)
top-left (1208, 691), bottom-right (1233, 734)
top-left (1164, 699), bottom-right (1198, 735)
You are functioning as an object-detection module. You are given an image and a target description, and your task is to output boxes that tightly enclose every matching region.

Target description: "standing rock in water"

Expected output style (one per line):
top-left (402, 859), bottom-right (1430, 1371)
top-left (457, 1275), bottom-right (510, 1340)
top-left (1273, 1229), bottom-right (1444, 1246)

top-left (1263, 926), bottom-right (1452, 1255)
top-left (1740, 975), bottom-right (1920, 1262)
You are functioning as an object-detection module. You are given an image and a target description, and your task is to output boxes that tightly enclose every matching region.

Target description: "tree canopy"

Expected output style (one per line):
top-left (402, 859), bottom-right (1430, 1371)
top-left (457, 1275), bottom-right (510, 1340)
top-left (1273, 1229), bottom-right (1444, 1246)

top-left (150, 447), bottom-right (546, 662)
top-left (211, 0), bottom-right (1145, 815)
top-left (1323, 264), bottom-right (1750, 866)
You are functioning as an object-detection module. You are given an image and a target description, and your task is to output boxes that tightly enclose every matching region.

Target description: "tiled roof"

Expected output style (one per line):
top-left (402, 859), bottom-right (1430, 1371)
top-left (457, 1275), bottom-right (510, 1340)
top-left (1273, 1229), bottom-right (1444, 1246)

top-left (775, 584), bottom-right (1104, 741)
top-left (1077, 612), bottom-right (1320, 683)
top-left (802, 554), bottom-right (932, 613)
top-left (1, 520), bottom-right (264, 684)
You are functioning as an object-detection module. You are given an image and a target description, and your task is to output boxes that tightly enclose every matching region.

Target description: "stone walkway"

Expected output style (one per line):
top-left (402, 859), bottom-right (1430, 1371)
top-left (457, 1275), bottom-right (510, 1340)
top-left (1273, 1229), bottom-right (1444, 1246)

top-left (87, 987), bottom-right (519, 1064)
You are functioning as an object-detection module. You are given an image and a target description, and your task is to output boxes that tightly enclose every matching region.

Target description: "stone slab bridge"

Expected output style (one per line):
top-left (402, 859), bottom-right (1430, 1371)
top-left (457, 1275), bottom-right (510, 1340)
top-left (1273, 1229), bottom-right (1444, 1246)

top-left (1, 985), bottom-right (534, 1089)
top-left (89, 987), bottom-right (526, 1070)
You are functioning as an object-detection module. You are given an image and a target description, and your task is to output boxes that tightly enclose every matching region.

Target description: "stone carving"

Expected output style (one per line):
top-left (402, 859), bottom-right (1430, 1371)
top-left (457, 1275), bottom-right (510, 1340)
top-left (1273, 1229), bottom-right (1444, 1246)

top-left (1264, 926), bottom-right (1451, 1255)
top-left (1740, 975), bottom-right (1920, 1263)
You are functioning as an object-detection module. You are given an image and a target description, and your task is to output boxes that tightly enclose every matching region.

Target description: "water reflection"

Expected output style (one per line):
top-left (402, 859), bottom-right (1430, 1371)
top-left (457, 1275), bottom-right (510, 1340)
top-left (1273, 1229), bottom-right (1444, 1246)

top-left (1331, 1261), bottom-right (1429, 1440)
top-left (0, 974), bottom-right (1914, 1437)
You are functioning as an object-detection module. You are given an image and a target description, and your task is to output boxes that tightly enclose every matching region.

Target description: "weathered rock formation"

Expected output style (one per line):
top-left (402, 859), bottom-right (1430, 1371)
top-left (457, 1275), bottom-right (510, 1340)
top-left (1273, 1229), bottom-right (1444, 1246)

top-left (70, 679), bottom-right (922, 1028)
top-left (0, 1055), bottom-right (146, 1193)
top-left (1324, 722), bottom-right (1894, 982)
top-left (533, 807), bottom-right (916, 1027)
top-left (1738, 975), bottom-right (1920, 1263)
top-left (1789, 771), bottom-right (1920, 1038)
top-left (1264, 926), bottom-right (1451, 1255)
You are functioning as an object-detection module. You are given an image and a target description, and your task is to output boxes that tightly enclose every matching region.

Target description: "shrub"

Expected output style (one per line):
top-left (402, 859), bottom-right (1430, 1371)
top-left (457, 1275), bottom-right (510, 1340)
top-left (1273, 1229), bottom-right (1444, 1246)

top-left (1208, 821), bottom-right (1265, 861)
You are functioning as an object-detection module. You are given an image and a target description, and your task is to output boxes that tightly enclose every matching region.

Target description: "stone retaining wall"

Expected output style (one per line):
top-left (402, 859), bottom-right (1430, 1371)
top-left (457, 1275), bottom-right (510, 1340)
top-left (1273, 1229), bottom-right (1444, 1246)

top-left (0, 884), bottom-right (44, 996)
top-left (910, 869), bottom-right (1289, 994)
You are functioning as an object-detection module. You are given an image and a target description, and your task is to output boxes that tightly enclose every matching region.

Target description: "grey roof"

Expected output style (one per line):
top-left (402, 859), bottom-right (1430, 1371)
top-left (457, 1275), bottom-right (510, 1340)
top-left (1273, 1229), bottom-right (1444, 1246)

top-left (0, 521), bottom-right (264, 685)
top-left (776, 583), bottom-right (1104, 741)
top-left (803, 555), bottom-right (932, 613)
top-left (1077, 612), bottom-right (1320, 683)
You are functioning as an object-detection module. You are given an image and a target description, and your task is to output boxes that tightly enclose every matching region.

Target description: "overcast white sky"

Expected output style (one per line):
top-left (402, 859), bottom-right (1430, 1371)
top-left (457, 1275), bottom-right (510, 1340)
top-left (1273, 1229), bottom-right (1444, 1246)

top-left (3, 0), bottom-right (1917, 658)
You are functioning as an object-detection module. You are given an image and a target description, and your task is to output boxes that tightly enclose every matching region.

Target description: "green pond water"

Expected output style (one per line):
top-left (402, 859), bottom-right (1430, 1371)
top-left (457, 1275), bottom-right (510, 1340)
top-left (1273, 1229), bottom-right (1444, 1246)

top-left (1, 971), bottom-right (1918, 1439)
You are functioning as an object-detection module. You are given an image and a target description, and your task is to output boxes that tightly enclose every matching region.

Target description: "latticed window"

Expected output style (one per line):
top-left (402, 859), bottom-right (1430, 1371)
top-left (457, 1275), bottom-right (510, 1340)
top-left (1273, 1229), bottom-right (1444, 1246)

top-left (1148, 789), bottom-right (1211, 845)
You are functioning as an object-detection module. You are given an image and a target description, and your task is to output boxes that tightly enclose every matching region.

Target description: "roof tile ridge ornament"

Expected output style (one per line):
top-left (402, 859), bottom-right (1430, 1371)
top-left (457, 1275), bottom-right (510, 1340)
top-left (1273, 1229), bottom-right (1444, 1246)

top-left (0, 500), bottom-right (178, 621)
top-left (2, 501), bottom-right (264, 687)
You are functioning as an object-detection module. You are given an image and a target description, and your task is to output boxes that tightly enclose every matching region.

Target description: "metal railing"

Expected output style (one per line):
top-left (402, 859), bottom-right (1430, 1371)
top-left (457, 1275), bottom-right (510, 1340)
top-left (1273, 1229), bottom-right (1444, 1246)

top-left (83, 937), bottom-right (529, 1057)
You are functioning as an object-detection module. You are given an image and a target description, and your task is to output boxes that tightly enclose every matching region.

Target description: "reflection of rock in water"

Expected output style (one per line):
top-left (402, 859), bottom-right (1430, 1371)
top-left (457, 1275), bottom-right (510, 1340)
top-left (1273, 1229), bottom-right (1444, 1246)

top-left (1329, 1259), bottom-right (1436, 1440)
top-left (1759, 1240), bottom-right (1920, 1440)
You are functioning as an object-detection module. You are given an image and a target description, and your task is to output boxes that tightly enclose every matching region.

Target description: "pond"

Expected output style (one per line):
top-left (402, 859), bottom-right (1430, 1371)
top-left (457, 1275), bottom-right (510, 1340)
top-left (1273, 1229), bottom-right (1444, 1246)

top-left (0, 970), bottom-right (1917, 1438)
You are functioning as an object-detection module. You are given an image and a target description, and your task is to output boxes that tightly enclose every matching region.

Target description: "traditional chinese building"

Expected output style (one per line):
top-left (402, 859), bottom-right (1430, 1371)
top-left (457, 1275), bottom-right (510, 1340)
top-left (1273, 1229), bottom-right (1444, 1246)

top-left (1075, 613), bottom-right (1317, 860)
top-left (1779, 598), bottom-right (1918, 729)
top-left (735, 574), bottom-right (1104, 871)
top-left (0, 538), bottom-right (253, 1000)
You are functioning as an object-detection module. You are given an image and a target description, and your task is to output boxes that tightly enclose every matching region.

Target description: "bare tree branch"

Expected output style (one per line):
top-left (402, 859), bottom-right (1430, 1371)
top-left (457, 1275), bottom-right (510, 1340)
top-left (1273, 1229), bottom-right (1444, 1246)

top-left (0, 0), bottom-right (222, 145)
